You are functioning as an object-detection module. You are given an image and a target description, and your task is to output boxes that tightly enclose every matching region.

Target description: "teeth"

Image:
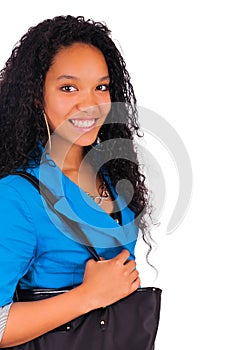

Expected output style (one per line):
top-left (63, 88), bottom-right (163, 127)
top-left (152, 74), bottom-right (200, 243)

top-left (70, 119), bottom-right (95, 128)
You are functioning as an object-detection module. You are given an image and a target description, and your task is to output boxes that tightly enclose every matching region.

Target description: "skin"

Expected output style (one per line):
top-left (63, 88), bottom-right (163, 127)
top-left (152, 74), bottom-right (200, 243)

top-left (44, 43), bottom-right (111, 151)
top-left (44, 43), bottom-right (113, 213)
top-left (0, 43), bottom-right (140, 347)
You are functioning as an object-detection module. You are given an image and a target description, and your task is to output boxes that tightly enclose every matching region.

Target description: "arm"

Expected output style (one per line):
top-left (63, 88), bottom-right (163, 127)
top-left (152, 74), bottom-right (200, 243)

top-left (0, 181), bottom-right (139, 347)
top-left (1, 250), bottom-right (140, 347)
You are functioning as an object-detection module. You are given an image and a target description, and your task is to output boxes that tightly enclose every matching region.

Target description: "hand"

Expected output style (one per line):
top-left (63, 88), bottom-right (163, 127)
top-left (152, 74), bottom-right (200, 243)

top-left (82, 249), bottom-right (140, 309)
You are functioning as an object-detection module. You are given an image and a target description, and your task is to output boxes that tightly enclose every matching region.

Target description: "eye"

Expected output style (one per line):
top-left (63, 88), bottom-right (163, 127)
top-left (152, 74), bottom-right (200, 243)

top-left (61, 85), bottom-right (77, 92)
top-left (96, 84), bottom-right (109, 92)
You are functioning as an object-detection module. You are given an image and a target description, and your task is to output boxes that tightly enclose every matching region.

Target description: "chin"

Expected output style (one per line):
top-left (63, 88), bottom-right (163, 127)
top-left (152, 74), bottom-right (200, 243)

top-left (74, 134), bottom-right (98, 148)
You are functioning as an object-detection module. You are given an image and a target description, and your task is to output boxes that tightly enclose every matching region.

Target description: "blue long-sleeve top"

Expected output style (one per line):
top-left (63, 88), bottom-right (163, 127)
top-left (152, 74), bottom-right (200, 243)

top-left (0, 156), bottom-right (138, 307)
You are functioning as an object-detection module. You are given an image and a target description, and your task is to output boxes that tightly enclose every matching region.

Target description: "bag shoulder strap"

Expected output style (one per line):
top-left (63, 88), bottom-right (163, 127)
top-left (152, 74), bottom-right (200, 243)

top-left (14, 171), bottom-right (100, 262)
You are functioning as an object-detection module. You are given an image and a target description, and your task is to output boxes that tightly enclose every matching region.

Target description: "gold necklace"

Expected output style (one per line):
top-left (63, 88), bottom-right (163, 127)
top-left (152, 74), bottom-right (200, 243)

top-left (85, 181), bottom-right (110, 206)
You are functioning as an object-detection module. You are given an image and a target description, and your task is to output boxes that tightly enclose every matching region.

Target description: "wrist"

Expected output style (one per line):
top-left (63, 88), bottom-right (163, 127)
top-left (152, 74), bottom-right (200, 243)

top-left (71, 283), bottom-right (99, 314)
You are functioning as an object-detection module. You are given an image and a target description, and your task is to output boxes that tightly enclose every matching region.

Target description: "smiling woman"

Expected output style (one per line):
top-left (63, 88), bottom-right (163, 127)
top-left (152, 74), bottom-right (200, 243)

top-left (0, 15), bottom-right (159, 349)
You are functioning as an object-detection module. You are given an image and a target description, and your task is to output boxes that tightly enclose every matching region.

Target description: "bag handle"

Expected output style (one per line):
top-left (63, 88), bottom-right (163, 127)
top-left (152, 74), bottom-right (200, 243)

top-left (14, 171), bottom-right (101, 262)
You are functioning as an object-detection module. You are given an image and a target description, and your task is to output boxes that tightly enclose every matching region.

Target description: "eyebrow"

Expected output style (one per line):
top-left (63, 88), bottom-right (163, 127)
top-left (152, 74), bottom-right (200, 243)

top-left (56, 75), bottom-right (110, 82)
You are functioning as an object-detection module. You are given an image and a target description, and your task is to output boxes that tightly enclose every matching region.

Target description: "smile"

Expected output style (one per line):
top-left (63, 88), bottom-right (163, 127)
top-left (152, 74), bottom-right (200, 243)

top-left (69, 118), bottom-right (97, 129)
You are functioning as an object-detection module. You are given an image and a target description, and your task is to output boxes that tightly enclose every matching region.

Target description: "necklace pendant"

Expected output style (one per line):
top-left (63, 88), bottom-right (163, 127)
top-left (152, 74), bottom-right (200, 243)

top-left (94, 195), bottom-right (103, 205)
top-left (85, 180), bottom-right (110, 206)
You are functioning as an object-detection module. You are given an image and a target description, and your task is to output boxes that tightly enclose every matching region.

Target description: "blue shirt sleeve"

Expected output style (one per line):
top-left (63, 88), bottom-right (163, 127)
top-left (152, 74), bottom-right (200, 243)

top-left (0, 183), bottom-right (36, 306)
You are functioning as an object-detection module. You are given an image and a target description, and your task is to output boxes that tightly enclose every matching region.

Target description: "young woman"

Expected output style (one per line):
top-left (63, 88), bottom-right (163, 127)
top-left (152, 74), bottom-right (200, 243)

top-left (0, 15), bottom-right (151, 347)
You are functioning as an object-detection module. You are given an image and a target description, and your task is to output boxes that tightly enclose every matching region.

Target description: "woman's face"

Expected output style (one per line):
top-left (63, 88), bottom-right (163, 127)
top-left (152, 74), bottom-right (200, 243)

top-left (43, 43), bottom-right (111, 147)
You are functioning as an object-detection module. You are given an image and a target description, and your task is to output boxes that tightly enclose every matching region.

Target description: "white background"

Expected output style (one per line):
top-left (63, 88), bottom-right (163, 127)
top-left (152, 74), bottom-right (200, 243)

top-left (1, 1), bottom-right (232, 348)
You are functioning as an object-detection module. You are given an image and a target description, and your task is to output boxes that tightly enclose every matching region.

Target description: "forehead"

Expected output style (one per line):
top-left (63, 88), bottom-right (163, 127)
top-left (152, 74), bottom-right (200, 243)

top-left (50, 43), bottom-right (108, 72)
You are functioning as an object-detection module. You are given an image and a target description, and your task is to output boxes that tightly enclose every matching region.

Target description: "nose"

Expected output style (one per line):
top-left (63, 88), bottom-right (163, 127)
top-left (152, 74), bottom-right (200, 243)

top-left (76, 91), bottom-right (97, 113)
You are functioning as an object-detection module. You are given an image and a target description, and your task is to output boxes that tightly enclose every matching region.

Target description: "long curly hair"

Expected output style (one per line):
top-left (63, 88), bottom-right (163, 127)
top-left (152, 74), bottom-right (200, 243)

top-left (0, 15), bottom-right (153, 251)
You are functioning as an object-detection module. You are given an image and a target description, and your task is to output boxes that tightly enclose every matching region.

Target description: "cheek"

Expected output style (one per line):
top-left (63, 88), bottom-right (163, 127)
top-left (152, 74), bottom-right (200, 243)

top-left (98, 90), bottom-right (111, 107)
top-left (99, 101), bottom-right (111, 118)
top-left (44, 106), bottom-right (65, 131)
top-left (44, 96), bottom-right (69, 125)
top-left (45, 95), bottom-right (64, 113)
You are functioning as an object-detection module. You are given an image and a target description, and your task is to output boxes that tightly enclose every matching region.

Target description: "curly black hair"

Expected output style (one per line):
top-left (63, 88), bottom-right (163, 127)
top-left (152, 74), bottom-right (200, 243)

top-left (0, 15), bottom-right (153, 251)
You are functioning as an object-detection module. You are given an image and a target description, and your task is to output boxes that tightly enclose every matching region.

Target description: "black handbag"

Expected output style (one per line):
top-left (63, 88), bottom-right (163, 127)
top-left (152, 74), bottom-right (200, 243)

top-left (5, 172), bottom-right (162, 350)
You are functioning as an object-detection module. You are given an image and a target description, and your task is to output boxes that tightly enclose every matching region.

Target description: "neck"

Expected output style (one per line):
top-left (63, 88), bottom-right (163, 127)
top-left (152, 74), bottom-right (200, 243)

top-left (49, 135), bottom-right (84, 173)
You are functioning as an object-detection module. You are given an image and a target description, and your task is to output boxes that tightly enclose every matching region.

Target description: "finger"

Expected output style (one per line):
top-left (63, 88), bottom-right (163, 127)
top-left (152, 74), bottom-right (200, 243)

top-left (114, 249), bottom-right (130, 264)
top-left (124, 259), bottom-right (136, 272)
top-left (130, 277), bottom-right (141, 292)
top-left (130, 269), bottom-right (139, 282)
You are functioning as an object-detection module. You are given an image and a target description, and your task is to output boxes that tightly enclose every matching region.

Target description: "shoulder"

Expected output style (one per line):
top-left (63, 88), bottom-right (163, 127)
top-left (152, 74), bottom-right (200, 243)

top-left (0, 173), bottom-right (38, 195)
top-left (0, 174), bottom-right (39, 218)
